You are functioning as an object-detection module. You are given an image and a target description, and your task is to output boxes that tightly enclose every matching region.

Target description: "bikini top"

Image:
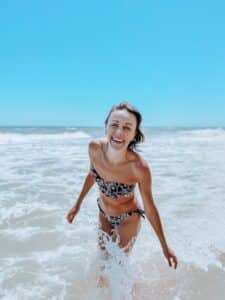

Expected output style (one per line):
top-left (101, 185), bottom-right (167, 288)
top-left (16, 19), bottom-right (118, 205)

top-left (90, 166), bottom-right (135, 199)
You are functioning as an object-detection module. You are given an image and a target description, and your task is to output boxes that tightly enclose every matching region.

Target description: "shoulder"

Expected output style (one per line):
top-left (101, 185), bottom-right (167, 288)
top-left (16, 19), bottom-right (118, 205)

top-left (131, 152), bottom-right (152, 184)
top-left (88, 139), bottom-right (101, 151)
top-left (88, 138), bottom-right (105, 158)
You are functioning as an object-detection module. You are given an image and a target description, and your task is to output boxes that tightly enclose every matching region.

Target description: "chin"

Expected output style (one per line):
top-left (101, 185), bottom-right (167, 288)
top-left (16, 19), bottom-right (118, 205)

top-left (109, 140), bottom-right (127, 149)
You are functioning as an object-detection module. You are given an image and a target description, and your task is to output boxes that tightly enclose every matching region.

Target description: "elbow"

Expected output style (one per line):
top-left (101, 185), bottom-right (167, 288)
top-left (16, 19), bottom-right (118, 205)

top-left (144, 202), bottom-right (158, 218)
top-left (87, 172), bottom-right (95, 184)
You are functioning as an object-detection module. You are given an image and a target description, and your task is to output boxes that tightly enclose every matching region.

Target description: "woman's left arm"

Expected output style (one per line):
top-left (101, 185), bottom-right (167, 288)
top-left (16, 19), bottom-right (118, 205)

top-left (137, 161), bottom-right (178, 269)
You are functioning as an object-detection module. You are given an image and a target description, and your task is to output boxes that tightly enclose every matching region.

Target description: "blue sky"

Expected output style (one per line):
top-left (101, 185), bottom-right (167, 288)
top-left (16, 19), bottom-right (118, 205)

top-left (0, 0), bottom-right (224, 127)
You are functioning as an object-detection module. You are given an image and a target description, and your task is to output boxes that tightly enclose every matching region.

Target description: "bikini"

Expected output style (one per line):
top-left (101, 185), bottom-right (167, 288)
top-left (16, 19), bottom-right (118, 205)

top-left (90, 166), bottom-right (145, 228)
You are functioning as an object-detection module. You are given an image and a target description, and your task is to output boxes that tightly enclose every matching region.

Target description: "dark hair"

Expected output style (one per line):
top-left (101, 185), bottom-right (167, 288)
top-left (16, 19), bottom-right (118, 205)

top-left (104, 101), bottom-right (145, 151)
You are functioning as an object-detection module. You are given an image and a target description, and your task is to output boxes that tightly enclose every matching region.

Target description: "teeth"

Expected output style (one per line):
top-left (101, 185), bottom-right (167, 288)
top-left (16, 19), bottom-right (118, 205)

top-left (112, 138), bottom-right (123, 143)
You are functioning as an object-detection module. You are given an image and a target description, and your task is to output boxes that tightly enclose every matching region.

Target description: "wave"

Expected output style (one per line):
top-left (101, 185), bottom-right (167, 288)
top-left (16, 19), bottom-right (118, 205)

top-left (181, 127), bottom-right (225, 135)
top-left (0, 131), bottom-right (91, 144)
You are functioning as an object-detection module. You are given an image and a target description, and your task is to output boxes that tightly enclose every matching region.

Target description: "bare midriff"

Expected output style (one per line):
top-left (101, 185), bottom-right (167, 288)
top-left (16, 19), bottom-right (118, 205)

top-left (99, 192), bottom-right (140, 216)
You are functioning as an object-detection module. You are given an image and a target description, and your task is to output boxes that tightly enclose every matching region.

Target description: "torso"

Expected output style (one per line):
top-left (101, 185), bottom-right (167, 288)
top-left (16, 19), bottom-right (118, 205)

top-left (89, 139), bottom-right (142, 216)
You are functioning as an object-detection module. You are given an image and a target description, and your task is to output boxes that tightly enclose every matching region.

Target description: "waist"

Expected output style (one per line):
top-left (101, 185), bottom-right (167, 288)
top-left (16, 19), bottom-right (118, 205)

top-left (98, 194), bottom-right (141, 216)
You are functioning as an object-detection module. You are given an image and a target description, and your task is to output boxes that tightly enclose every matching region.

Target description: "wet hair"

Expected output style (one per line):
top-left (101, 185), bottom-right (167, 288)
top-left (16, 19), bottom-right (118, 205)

top-left (104, 101), bottom-right (145, 151)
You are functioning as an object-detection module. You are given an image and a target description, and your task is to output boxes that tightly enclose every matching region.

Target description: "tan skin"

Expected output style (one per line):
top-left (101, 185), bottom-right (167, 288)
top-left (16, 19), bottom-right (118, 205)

top-left (66, 109), bottom-right (178, 271)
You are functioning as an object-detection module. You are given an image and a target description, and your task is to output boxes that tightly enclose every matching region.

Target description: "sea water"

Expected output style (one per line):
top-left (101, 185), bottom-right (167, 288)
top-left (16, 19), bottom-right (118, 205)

top-left (0, 126), bottom-right (225, 300)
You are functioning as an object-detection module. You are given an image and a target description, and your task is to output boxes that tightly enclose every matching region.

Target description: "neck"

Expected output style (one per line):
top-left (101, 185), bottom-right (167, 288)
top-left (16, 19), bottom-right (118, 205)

top-left (105, 142), bottom-right (128, 165)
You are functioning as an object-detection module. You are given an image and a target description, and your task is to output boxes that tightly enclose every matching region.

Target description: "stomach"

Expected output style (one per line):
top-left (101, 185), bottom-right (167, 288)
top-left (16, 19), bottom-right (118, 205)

top-left (99, 192), bottom-right (140, 216)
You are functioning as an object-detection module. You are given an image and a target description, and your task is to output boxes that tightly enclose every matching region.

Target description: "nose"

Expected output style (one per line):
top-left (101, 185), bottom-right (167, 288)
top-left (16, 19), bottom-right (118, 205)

top-left (114, 127), bottom-right (123, 136)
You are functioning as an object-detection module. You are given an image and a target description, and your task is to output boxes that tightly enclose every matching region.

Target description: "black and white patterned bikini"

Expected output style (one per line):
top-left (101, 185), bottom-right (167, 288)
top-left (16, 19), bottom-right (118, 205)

top-left (90, 166), bottom-right (145, 228)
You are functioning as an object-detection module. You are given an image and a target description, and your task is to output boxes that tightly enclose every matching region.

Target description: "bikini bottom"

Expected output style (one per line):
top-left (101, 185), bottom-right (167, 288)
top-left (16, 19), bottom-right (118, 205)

top-left (97, 197), bottom-right (145, 229)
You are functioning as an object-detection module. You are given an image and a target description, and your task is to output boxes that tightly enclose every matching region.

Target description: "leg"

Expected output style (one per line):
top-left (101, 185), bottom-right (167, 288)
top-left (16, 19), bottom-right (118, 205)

top-left (115, 212), bottom-right (142, 254)
top-left (97, 212), bottom-right (113, 287)
top-left (98, 211), bottom-right (114, 253)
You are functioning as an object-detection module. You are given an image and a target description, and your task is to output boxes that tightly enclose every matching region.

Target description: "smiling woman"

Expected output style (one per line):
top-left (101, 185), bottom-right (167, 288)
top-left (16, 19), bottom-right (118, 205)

top-left (66, 101), bottom-right (178, 286)
top-left (104, 102), bottom-right (145, 151)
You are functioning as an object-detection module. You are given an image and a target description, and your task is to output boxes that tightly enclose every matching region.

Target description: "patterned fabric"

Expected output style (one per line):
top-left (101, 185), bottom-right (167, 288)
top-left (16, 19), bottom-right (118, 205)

top-left (97, 198), bottom-right (145, 228)
top-left (91, 166), bottom-right (135, 199)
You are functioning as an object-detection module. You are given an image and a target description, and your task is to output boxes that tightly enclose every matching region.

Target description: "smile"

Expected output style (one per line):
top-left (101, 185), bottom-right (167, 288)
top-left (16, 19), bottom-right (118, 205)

top-left (111, 138), bottom-right (124, 144)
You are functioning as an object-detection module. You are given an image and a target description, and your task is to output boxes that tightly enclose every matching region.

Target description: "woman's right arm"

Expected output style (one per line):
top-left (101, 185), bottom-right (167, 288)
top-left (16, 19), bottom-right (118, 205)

top-left (66, 140), bottom-right (97, 224)
top-left (66, 172), bottom-right (95, 223)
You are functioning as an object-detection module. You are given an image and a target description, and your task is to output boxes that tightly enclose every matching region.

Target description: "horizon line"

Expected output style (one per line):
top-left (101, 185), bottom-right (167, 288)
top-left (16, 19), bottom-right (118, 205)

top-left (0, 125), bottom-right (224, 129)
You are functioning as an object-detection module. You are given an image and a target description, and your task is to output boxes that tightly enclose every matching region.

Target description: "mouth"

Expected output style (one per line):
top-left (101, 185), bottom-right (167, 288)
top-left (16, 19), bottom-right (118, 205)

top-left (110, 137), bottom-right (125, 145)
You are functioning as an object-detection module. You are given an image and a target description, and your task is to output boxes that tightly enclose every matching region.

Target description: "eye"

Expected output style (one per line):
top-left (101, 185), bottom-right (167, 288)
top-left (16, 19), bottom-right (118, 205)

top-left (111, 123), bottom-right (118, 127)
top-left (124, 126), bottom-right (131, 131)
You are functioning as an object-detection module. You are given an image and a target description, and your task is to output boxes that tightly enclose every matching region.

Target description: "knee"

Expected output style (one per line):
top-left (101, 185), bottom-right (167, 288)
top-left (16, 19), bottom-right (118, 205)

top-left (119, 235), bottom-right (137, 253)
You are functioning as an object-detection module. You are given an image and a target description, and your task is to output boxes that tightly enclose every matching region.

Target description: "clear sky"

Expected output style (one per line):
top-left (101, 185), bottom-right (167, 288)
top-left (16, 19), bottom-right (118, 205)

top-left (0, 0), bottom-right (224, 127)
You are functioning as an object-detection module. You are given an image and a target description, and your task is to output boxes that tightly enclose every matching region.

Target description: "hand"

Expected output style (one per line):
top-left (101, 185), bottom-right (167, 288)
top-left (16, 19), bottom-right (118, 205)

top-left (66, 205), bottom-right (80, 224)
top-left (163, 246), bottom-right (178, 269)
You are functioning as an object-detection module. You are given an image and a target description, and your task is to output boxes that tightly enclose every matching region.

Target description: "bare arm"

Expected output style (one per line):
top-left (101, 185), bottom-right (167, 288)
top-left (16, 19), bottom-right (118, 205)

top-left (66, 141), bottom-right (96, 223)
top-left (72, 171), bottom-right (95, 209)
top-left (137, 163), bottom-right (169, 251)
top-left (72, 140), bottom-right (98, 209)
top-left (137, 161), bottom-right (178, 269)
top-left (67, 171), bottom-right (95, 224)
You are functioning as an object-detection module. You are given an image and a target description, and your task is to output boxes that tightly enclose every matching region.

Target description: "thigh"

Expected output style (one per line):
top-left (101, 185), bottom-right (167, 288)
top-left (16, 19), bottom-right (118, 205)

top-left (116, 213), bottom-right (142, 254)
top-left (98, 212), bottom-right (113, 252)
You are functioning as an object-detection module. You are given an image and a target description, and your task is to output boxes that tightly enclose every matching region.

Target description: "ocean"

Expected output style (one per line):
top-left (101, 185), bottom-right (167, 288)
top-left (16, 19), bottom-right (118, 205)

top-left (0, 126), bottom-right (225, 300)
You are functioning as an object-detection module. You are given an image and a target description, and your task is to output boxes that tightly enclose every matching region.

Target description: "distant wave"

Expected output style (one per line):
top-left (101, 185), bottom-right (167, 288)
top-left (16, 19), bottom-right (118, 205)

top-left (170, 127), bottom-right (225, 143)
top-left (0, 131), bottom-right (91, 144)
top-left (181, 127), bottom-right (225, 135)
top-left (65, 127), bottom-right (78, 130)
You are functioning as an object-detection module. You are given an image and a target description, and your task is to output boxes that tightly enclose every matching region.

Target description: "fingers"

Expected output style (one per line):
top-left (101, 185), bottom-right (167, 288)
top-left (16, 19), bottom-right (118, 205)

top-left (170, 255), bottom-right (178, 269)
top-left (66, 207), bottom-right (79, 224)
top-left (174, 256), bottom-right (178, 269)
top-left (167, 255), bottom-right (178, 269)
top-left (66, 212), bottom-right (74, 224)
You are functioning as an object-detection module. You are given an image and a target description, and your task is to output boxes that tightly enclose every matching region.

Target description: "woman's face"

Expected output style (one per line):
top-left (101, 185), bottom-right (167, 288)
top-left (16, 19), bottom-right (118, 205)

top-left (105, 109), bottom-right (137, 150)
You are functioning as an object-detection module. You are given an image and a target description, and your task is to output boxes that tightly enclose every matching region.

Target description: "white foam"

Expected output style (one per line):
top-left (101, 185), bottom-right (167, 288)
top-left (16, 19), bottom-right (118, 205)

top-left (1, 127), bottom-right (225, 299)
top-left (0, 131), bottom-right (90, 144)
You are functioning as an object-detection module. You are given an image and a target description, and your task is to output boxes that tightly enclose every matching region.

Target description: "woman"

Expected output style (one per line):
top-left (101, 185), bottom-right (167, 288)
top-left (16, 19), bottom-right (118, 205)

top-left (66, 102), bottom-right (178, 270)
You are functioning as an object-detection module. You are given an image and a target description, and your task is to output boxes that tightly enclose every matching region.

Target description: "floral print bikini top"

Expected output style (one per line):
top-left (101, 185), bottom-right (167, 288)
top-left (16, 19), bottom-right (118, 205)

top-left (90, 166), bottom-right (135, 199)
